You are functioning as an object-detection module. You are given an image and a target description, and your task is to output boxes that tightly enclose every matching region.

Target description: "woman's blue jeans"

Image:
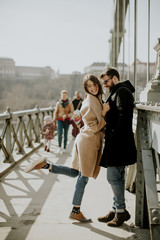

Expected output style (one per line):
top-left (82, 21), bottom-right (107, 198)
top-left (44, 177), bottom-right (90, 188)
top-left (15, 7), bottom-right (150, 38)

top-left (107, 166), bottom-right (126, 211)
top-left (50, 164), bottom-right (89, 206)
top-left (57, 120), bottom-right (69, 149)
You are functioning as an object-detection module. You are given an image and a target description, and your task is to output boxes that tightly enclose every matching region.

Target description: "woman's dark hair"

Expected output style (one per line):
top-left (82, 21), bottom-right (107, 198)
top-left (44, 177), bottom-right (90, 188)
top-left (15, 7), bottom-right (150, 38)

top-left (99, 67), bottom-right (120, 80)
top-left (83, 74), bottom-right (103, 96)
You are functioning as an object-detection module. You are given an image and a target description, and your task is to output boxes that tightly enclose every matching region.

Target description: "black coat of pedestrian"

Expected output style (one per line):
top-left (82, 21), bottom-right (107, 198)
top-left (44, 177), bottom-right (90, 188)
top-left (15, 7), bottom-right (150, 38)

top-left (100, 80), bottom-right (137, 167)
top-left (72, 98), bottom-right (83, 110)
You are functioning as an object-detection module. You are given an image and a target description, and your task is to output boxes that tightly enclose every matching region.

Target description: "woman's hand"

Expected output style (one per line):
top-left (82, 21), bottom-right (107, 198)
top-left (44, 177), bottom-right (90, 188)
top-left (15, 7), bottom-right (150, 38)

top-left (63, 114), bottom-right (67, 120)
top-left (102, 102), bottom-right (110, 117)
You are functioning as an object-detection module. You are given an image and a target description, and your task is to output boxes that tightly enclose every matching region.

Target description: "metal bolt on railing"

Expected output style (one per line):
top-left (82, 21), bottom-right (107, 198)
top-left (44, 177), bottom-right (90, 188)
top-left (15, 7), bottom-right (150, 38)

top-left (153, 217), bottom-right (159, 223)
top-left (152, 209), bottom-right (158, 215)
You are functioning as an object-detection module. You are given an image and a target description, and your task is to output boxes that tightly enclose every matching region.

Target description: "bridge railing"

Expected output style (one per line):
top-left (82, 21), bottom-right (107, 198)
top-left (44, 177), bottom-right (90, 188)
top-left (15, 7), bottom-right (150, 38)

top-left (134, 103), bottom-right (160, 240)
top-left (0, 105), bottom-right (55, 177)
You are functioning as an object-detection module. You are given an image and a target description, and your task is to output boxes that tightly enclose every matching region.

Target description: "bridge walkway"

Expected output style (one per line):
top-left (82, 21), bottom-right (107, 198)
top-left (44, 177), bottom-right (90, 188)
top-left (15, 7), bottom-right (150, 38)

top-left (0, 130), bottom-right (150, 240)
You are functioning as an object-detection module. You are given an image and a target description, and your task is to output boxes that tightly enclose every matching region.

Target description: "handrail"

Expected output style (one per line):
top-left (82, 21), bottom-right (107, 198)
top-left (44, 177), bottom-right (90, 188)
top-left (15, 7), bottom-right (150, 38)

top-left (0, 105), bottom-right (55, 166)
top-left (136, 102), bottom-right (160, 112)
top-left (134, 103), bottom-right (160, 239)
top-left (0, 105), bottom-right (55, 119)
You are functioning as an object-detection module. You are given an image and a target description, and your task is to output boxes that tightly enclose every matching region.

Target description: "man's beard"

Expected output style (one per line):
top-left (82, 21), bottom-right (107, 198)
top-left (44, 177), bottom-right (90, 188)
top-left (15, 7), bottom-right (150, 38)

top-left (108, 82), bottom-right (115, 92)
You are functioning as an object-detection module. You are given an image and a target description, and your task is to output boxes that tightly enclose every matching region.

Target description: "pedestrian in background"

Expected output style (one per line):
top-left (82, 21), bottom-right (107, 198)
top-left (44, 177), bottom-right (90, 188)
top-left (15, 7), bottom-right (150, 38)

top-left (54, 90), bottom-right (74, 154)
top-left (41, 115), bottom-right (56, 152)
top-left (70, 109), bottom-right (84, 139)
top-left (72, 91), bottom-right (83, 110)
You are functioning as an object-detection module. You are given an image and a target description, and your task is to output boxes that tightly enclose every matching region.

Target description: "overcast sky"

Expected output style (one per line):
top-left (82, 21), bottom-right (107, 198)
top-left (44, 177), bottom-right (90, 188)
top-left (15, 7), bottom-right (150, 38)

top-left (0, 0), bottom-right (159, 74)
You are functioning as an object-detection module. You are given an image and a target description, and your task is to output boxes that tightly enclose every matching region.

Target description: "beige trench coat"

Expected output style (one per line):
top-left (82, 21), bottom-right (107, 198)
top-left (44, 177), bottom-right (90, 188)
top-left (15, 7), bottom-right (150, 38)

top-left (72, 93), bottom-right (106, 179)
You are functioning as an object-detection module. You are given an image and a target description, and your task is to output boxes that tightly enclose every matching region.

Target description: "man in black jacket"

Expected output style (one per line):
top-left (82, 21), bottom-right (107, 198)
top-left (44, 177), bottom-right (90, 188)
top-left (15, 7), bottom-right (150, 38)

top-left (72, 91), bottom-right (83, 110)
top-left (98, 67), bottom-right (137, 227)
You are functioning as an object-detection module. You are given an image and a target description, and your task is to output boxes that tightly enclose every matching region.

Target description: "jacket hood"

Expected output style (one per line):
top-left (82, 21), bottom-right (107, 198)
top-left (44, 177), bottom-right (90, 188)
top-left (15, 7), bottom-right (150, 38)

top-left (112, 80), bottom-right (135, 94)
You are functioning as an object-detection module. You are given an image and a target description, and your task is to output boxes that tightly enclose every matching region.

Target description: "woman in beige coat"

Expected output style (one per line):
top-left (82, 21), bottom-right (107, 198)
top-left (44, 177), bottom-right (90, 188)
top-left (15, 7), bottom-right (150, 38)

top-left (24, 74), bottom-right (110, 222)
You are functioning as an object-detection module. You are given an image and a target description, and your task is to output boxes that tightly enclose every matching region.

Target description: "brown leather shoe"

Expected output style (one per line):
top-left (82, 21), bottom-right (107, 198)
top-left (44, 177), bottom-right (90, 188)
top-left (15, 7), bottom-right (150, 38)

top-left (98, 211), bottom-right (115, 223)
top-left (107, 210), bottom-right (130, 227)
top-left (35, 160), bottom-right (47, 170)
top-left (69, 211), bottom-right (92, 223)
top-left (24, 157), bottom-right (47, 173)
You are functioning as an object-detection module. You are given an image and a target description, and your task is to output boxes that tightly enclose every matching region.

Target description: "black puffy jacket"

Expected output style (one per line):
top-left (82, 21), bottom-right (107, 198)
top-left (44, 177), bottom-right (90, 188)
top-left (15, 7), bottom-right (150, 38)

top-left (100, 80), bottom-right (137, 167)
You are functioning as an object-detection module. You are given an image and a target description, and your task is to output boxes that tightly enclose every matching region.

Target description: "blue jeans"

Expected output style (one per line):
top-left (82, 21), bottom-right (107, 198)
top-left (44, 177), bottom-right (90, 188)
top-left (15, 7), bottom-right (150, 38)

top-left (107, 166), bottom-right (126, 211)
top-left (50, 164), bottom-right (89, 206)
top-left (57, 120), bottom-right (69, 149)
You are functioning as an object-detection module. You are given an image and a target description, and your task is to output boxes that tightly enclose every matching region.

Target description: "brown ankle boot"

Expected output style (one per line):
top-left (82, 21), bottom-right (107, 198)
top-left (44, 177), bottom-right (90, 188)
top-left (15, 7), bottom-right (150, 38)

top-left (69, 211), bottom-right (92, 223)
top-left (98, 211), bottom-right (115, 223)
top-left (107, 210), bottom-right (130, 227)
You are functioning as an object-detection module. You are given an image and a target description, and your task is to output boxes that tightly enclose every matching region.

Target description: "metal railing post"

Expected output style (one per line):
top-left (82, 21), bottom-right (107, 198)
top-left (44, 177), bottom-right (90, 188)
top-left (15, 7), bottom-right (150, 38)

top-left (147, 0), bottom-right (150, 83)
top-left (134, 0), bottom-right (137, 100)
top-left (18, 116), bottom-right (25, 154)
top-left (4, 107), bottom-right (14, 162)
top-left (35, 105), bottom-right (40, 143)
top-left (28, 115), bottom-right (33, 147)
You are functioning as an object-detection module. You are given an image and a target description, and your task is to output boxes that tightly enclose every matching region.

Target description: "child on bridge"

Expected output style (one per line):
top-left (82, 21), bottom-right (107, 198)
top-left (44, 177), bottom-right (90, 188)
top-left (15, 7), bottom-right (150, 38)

top-left (41, 115), bottom-right (56, 152)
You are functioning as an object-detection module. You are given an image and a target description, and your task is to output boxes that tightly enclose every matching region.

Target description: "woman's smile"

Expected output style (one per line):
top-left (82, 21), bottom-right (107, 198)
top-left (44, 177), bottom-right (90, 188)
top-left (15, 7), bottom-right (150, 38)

top-left (87, 80), bottom-right (99, 95)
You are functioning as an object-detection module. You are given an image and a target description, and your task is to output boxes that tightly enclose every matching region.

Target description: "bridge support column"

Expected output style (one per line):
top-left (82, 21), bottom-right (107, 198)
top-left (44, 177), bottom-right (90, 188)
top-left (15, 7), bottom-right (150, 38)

top-left (140, 38), bottom-right (160, 103)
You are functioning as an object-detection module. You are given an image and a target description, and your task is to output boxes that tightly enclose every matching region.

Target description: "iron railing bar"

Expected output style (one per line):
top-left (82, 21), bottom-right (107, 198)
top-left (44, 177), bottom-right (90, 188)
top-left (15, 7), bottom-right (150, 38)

top-left (26, 116), bottom-right (34, 147)
top-left (1, 122), bottom-right (8, 139)
top-left (10, 123), bottom-right (23, 154)
top-left (29, 116), bottom-right (38, 142)
top-left (0, 138), bottom-right (9, 159)
top-left (155, 151), bottom-right (160, 182)
top-left (21, 119), bottom-right (32, 147)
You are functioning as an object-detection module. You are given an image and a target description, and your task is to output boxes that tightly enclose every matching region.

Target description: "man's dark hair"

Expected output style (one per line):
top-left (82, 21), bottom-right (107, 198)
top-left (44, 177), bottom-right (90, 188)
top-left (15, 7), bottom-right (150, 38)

top-left (99, 67), bottom-right (120, 81)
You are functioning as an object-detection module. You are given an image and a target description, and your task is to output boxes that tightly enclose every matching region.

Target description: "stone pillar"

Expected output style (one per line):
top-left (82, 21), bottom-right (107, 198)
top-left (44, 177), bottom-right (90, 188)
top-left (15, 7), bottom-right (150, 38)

top-left (140, 38), bottom-right (160, 103)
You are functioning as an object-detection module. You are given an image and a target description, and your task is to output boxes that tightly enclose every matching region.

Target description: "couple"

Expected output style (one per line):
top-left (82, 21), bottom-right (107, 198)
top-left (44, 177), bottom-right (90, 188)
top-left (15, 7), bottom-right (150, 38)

top-left (24, 67), bottom-right (137, 227)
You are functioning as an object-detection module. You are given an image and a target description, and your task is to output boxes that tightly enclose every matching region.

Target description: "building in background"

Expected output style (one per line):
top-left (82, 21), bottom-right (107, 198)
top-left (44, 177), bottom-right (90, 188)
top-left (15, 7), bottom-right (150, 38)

top-left (84, 62), bottom-right (108, 76)
top-left (130, 59), bottom-right (156, 100)
top-left (84, 61), bottom-right (129, 80)
top-left (130, 59), bottom-right (155, 76)
top-left (0, 57), bottom-right (55, 80)
top-left (117, 62), bottom-right (128, 80)
top-left (0, 58), bottom-right (16, 79)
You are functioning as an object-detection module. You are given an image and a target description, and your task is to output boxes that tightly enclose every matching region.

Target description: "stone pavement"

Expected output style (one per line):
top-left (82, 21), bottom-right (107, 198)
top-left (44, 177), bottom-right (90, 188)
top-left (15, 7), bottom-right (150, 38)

top-left (0, 133), bottom-right (150, 240)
